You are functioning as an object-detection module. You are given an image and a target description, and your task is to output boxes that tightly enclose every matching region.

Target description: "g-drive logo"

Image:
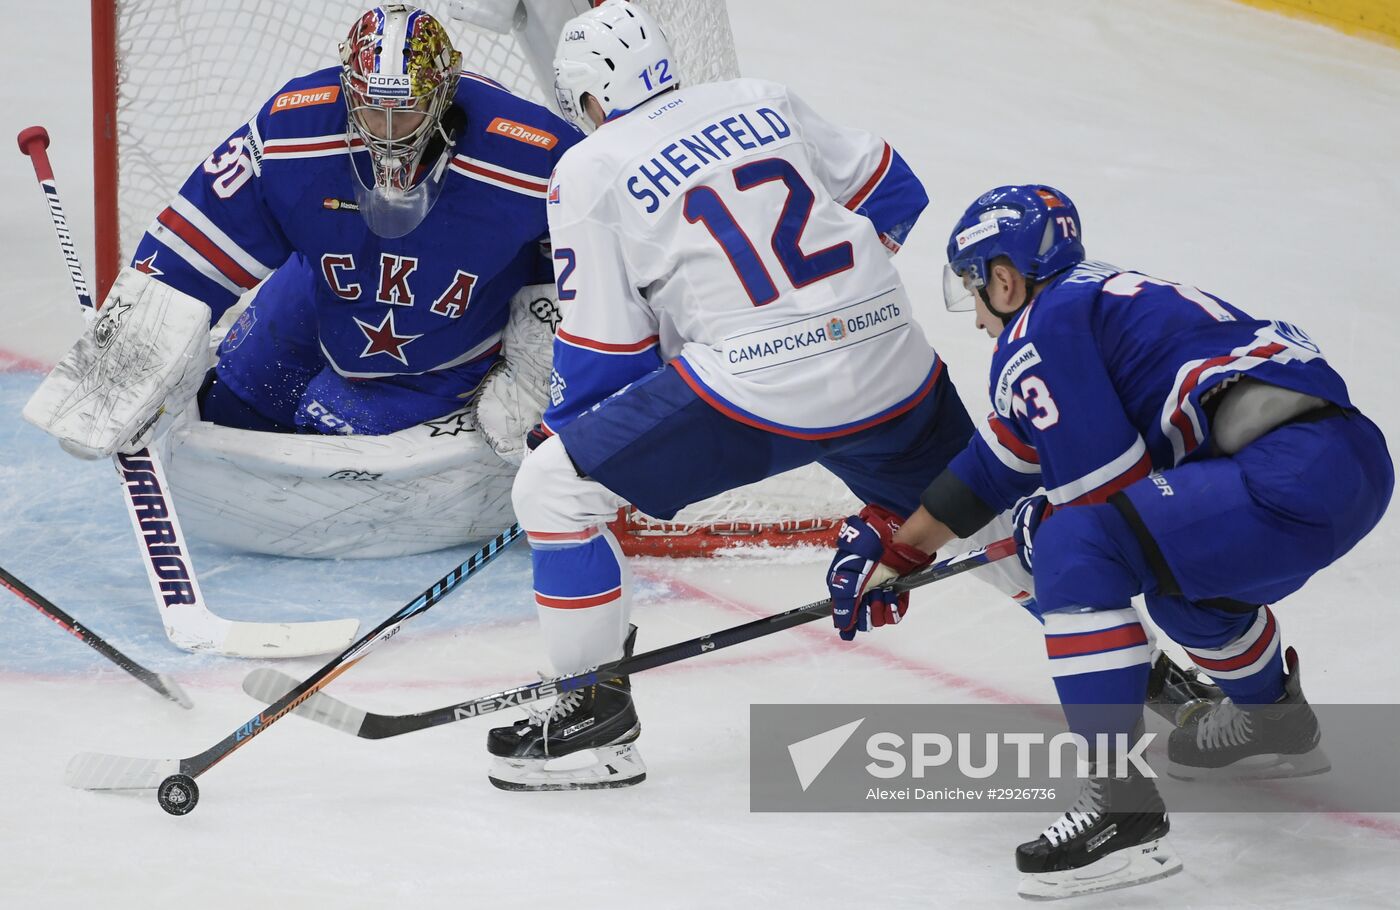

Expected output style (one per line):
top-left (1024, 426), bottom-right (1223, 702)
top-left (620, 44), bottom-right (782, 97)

top-left (783, 716), bottom-right (1156, 792)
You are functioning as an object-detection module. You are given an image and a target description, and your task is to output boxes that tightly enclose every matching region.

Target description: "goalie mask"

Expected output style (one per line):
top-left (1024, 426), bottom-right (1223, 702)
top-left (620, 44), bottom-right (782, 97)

top-left (340, 4), bottom-right (462, 237)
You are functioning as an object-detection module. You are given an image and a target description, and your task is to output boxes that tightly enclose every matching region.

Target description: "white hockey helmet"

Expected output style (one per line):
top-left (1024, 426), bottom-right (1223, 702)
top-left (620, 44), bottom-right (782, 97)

top-left (553, 0), bottom-right (677, 132)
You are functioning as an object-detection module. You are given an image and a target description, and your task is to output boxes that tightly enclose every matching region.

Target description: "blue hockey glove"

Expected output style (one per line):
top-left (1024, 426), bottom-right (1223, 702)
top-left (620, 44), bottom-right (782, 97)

top-left (1012, 495), bottom-right (1054, 574)
top-left (827, 504), bottom-right (933, 641)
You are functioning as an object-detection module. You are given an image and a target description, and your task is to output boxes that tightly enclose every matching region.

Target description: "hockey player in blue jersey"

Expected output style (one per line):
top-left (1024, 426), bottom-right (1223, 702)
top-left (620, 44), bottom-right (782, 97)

top-left (26, 4), bottom-right (577, 458)
top-left (827, 183), bottom-right (1393, 899)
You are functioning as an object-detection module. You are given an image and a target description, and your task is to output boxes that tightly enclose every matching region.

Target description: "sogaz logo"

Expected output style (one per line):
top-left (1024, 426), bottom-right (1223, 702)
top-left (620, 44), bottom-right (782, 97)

top-left (365, 73), bottom-right (412, 98)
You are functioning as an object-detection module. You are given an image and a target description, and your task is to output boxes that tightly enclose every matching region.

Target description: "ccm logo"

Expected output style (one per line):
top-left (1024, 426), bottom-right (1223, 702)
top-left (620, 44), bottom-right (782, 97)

top-left (272, 86), bottom-right (340, 112)
top-left (487, 117), bottom-right (558, 149)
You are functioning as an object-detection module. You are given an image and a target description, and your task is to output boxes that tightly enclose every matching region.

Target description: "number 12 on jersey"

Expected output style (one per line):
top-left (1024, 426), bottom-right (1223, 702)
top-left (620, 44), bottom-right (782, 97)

top-left (683, 158), bottom-right (853, 306)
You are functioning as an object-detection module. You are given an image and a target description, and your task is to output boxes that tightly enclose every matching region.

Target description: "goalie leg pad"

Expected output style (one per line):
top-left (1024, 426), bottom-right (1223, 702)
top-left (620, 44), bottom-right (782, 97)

top-left (24, 266), bottom-right (212, 459)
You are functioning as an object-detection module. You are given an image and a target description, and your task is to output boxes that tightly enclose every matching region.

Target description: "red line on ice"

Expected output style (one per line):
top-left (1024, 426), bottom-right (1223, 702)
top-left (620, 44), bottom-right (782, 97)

top-left (0, 348), bottom-right (51, 373)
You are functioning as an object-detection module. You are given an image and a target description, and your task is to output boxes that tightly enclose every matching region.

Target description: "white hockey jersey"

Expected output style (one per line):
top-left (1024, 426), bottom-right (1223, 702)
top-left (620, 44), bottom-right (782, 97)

top-left (542, 77), bottom-right (938, 438)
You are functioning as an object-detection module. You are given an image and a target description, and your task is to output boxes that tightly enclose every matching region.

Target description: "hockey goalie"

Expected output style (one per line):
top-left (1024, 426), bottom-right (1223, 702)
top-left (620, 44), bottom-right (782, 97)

top-left (26, 4), bottom-right (581, 558)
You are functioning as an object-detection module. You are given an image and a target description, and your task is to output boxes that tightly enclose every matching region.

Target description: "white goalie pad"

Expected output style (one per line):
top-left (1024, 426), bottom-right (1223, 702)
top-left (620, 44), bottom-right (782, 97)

top-left (157, 402), bottom-right (517, 559)
top-left (23, 266), bottom-right (212, 459)
top-left (472, 282), bottom-right (560, 465)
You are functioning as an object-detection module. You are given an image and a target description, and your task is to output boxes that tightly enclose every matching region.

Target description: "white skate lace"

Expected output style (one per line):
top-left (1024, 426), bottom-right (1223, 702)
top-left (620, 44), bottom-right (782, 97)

top-left (522, 674), bottom-right (586, 739)
top-left (1043, 778), bottom-right (1104, 846)
top-left (1195, 698), bottom-right (1253, 750)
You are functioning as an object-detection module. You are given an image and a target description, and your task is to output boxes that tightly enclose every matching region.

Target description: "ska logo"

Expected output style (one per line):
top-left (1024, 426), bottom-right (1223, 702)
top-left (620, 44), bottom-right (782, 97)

top-left (425, 410), bottom-right (473, 437)
top-left (221, 307), bottom-right (258, 353)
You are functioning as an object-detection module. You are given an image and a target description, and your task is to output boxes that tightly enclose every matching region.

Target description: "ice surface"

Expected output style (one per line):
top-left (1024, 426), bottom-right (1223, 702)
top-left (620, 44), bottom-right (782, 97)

top-left (2, 1), bottom-right (1399, 907)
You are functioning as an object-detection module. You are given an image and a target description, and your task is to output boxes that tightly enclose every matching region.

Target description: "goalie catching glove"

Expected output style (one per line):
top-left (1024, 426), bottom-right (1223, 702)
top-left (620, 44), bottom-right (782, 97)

top-left (23, 266), bottom-right (213, 459)
top-left (826, 504), bottom-right (933, 641)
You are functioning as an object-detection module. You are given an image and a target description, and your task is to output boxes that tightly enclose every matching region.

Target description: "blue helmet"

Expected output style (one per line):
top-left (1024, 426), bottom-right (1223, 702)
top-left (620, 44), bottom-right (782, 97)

top-left (942, 185), bottom-right (1084, 311)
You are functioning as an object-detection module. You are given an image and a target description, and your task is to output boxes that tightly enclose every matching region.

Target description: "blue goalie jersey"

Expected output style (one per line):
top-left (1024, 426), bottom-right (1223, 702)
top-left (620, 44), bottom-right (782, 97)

top-left (949, 261), bottom-right (1355, 511)
top-left (131, 68), bottom-right (579, 379)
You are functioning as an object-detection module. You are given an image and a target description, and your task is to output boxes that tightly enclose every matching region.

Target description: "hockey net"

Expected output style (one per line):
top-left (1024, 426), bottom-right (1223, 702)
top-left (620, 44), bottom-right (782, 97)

top-left (94, 0), bottom-right (859, 556)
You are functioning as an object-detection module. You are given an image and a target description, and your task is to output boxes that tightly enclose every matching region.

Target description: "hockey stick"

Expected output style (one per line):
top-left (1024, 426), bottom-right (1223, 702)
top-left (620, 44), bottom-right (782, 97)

top-left (239, 537), bottom-right (1019, 741)
top-left (63, 525), bottom-right (523, 813)
top-left (0, 565), bottom-right (192, 708)
top-left (17, 125), bottom-right (359, 657)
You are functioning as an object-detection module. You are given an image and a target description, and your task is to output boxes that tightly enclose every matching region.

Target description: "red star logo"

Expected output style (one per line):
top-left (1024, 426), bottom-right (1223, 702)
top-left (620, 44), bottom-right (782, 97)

top-left (354, 309), bottom-right (421, 366)
top-left (134, 252), bottom-right (162, 276)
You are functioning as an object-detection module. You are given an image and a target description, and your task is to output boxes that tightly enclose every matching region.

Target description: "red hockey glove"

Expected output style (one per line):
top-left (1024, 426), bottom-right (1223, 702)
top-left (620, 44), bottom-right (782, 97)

top-left (827, 504), bottom-right (934, 641)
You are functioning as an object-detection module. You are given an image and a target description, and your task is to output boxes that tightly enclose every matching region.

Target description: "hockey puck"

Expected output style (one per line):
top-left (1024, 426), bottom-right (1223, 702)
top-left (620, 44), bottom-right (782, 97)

top-left (157, 774), bottom-right (200, 816)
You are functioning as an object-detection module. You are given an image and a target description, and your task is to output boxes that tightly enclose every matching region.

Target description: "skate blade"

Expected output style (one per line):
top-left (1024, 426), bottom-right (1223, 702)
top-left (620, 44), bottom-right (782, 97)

top-left (1018, 837), bottom-right (1182, 901)
top-left (1167, 745), bottom-right (1331, 781)
top-left (488, 742), bottom-right (647, 792)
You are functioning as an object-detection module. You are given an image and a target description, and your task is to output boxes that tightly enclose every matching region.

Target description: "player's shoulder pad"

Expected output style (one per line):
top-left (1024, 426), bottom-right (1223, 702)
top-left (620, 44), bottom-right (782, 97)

top-left (687, 76), bottom-right (792, 123)
top-left (1013, 261), bottom-right (1117, 343)
top-left (453, 73), bottom-right (582, 177)
top-left (254, 67), bottom-right (347, 140)
top-left (721, 75), bottom-right (789, 102)
top-left (545, 146), bottom-right (604, 225)
top-left (542, 124), bottom-right (625, 225)
top-left (986, 263), bottom-right (1113, 395)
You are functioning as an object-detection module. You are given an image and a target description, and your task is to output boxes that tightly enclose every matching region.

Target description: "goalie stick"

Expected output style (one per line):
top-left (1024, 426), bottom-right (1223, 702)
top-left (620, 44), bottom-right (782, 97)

top-left (17, 125), bottom-right (358, 657)
top-left (63, 525), bottom-right (523, 809)
top-left (0, 565), bottom-right (192, 708)
top-left (240, 538), bottom-right (1020, 741)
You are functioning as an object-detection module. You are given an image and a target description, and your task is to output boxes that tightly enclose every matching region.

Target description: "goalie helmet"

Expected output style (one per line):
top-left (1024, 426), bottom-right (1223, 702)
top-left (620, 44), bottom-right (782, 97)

top-left (553, 0), bottom-right (676, 133)
top-left (943, 185), bottom-right (1085, 312)
top-left (340, 4), bottom-right (463, 237)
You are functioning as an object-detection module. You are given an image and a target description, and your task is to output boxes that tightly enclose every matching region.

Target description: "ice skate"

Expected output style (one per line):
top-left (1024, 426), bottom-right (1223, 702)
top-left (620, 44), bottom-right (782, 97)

top-left (1016, 763), bottom-right (1183, 901)
top-left (487, 626), bottom-right (645, 791)
top-left (1145, 651), bottom-right (1223, 727)
top-left (1167, 647), bottom-right (1329, 780)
